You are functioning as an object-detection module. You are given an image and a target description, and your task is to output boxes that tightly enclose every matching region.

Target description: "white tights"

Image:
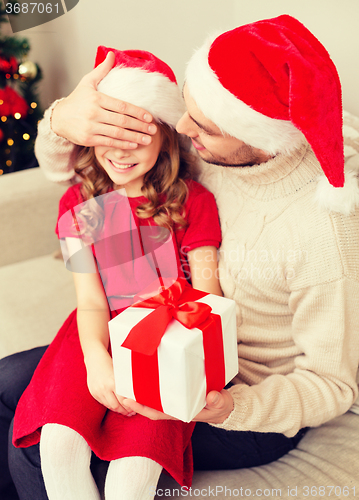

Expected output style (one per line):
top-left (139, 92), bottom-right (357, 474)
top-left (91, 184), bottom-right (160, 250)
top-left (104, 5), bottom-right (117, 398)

top-left (40, 423), bottom-right (163, 500)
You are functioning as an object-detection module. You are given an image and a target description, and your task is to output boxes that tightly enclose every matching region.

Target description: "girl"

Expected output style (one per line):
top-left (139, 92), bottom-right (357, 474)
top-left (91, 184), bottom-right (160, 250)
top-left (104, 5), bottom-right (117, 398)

top-left (13, 46), bottom-right (222, 500)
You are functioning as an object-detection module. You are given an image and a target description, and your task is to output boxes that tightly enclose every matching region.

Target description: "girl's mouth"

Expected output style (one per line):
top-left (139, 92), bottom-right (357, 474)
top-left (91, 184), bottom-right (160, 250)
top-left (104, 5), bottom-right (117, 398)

top-left (108, 159), bottom-right (138, 171)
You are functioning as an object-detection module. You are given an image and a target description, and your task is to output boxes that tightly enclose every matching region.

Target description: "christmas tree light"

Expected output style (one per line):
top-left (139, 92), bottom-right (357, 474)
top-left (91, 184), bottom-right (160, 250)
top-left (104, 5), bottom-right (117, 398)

top-left (0, 0), bottom-right (43, 174)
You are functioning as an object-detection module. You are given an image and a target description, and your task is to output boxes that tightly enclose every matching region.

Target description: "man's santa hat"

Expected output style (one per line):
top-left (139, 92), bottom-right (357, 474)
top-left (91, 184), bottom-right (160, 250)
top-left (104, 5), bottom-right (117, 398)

top-left (185, 15), bottom-right (359, 215)
top-left (95, 46), bottom-right (184, 129)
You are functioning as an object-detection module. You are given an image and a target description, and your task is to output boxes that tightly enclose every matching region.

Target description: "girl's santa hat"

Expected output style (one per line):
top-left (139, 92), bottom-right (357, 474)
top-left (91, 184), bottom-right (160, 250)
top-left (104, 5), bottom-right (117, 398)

top-left (185, 15), bottom-right (359, 215)
top-left (95, 46), bottom-right (184, 129)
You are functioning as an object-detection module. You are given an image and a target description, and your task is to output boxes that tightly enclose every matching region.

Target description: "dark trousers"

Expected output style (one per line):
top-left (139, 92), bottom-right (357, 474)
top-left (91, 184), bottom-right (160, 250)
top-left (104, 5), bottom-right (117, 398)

top-left (0, 347), bottom-right (306, 500)
top-left (0, 347), bottom-right (48, 500)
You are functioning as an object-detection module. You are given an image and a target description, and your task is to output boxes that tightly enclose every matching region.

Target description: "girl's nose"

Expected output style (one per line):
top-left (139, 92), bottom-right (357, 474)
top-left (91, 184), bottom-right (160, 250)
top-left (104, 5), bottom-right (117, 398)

top-left (113, 150), bottom-right (131, 160)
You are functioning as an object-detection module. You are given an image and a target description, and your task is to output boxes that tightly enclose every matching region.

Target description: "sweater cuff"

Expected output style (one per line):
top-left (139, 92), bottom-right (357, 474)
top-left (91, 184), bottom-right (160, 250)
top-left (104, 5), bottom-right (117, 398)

top-left (35, 99), bottom-right (79, 184)
top-left (209, 385), bottom-right (247, 431)
top-left (44, 98), bottom-right (71, 145)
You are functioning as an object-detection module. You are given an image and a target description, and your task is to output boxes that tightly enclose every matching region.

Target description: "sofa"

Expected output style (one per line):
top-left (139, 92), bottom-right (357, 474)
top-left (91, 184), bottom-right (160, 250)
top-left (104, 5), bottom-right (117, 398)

top-left (2, 110), bottom-right (359, 499)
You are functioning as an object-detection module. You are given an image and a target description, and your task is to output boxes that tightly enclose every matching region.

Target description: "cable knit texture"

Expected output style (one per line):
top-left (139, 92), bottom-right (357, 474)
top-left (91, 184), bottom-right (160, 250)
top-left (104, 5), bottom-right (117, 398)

top-left (35, 106), bottom-right (359, 438)
top-left (198, 144), bottom-right (359, 436)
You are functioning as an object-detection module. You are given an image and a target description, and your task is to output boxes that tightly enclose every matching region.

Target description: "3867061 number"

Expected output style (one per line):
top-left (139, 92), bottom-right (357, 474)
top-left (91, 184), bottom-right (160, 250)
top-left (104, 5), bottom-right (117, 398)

top-left (303, 485), bottom-right (355, 496)
top-left (5, 3), bottom-right (59, 14)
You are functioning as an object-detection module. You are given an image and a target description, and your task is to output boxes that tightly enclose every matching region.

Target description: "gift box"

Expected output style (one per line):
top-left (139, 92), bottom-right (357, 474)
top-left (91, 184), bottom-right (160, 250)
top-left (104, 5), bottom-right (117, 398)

top-left (108, 279), bottom-right (238, 422)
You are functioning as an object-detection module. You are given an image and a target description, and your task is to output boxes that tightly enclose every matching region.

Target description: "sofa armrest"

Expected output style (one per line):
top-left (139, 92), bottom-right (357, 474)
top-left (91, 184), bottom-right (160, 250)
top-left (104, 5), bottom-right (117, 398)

top-left (0, 168), bottom-right (68, 267)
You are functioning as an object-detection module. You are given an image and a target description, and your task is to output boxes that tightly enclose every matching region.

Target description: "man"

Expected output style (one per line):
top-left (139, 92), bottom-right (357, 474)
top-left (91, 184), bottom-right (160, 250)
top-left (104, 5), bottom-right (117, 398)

top-left (2, 14), bottom-right (359, 500)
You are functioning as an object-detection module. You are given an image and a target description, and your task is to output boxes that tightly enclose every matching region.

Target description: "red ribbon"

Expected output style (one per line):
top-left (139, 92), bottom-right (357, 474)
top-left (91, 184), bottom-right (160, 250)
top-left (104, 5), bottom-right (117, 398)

top-left (121, 278), bottom-right (226, 414)
top-left (122, 277), bottom-right (212, 356)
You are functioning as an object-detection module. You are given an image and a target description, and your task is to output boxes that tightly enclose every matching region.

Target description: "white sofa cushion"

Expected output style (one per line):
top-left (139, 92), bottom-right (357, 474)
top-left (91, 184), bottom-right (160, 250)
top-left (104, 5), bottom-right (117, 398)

top-left (0, 253), bottom-right (76, 359)
top-left (0, 168), bottom-right (67, 268)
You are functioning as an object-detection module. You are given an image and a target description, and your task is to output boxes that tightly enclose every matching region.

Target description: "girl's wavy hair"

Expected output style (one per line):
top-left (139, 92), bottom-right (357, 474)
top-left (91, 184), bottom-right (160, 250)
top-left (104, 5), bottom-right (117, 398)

top-left (73, 122), bottom-right (198, 241)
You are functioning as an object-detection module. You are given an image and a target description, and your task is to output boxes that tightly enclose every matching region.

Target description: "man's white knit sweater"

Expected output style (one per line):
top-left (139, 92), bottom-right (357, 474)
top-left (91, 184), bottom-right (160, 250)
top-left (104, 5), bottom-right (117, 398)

top-left (35, 103), bottom-right (359, 437)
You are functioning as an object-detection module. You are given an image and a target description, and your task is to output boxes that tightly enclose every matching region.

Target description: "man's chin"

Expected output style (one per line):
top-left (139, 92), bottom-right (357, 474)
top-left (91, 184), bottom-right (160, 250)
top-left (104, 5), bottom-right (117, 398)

top-left (199, 155), bottom-right (250, 168)
top-left (195, 150), bottom-right (227, 166)
top-left (194, 144), bottom-right (267, 167)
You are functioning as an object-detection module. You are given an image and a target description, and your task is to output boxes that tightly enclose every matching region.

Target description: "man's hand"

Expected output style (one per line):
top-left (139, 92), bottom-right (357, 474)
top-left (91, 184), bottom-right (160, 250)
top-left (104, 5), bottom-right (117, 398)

top-left (122, 389), bottom-right (234, 423)
top-left (192, 389), bottom-right (234, 423)
top-left (51, 52), bottom-right (157, 149)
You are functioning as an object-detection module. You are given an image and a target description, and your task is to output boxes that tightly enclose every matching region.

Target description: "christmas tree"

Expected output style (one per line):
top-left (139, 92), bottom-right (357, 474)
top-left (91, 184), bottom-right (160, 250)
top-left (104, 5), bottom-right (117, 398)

top-left (0, 0), bottom-right (43, 175)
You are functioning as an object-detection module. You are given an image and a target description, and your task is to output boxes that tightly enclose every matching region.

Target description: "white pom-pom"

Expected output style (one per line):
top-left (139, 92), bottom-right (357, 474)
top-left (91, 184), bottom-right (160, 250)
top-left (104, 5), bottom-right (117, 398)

top-left (314, 170), bottom-right (359, 215)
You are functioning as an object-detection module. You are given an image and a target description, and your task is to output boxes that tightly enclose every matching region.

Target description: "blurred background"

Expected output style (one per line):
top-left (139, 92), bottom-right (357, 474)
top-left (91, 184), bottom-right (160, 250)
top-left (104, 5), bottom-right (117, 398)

top-left (5, 0), bottom-right (359, 114)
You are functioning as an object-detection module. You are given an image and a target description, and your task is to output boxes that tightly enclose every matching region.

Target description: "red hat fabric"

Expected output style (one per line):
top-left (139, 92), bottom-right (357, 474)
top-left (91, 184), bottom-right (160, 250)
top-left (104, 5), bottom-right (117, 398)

top-left (95, 46), bottom-right (184, 128)
top-left (185, 15), bottom-right (344, 189)
top-left (95, 46), bottom-right (178, 84)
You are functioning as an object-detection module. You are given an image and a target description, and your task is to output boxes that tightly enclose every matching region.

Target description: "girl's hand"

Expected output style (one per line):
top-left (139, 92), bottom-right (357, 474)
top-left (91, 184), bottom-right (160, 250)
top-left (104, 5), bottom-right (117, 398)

top-left (85, 349), bottom-right (135, 416)
top-left (51, 52), bottom-right (157, 149)
top-left (121, 399), bottom-right (176, 421)
top-left (122, 390), bottom-right (234, 423)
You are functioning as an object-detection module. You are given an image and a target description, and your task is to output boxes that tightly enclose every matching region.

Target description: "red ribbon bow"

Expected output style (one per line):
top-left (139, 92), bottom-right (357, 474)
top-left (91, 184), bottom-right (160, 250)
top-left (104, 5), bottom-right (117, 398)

top-left (121, 278), bottom-right (212, 356)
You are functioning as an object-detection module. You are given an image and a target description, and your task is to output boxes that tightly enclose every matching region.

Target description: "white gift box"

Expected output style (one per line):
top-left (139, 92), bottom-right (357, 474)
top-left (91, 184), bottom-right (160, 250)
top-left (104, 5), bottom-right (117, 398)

top-left (108, 292), bottom-right (238, 422)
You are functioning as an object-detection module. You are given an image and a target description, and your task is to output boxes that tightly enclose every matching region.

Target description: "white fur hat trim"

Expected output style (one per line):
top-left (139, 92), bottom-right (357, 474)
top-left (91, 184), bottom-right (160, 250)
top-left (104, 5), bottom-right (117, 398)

top-left (98, 66), bottom-right (184, 129)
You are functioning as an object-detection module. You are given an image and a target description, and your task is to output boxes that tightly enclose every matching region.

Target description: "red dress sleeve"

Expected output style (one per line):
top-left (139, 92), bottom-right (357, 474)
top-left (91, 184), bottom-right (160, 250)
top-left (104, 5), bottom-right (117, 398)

top-left (180, 180), bottom-right (221, 255)
top-left (55, 183), bottom-right (85, 239)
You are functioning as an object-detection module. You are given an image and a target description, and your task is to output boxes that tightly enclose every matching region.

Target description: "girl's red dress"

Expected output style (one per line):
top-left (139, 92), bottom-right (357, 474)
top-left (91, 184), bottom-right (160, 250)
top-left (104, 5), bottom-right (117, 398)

top-left (13, 180), bottom-right (221, 487)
